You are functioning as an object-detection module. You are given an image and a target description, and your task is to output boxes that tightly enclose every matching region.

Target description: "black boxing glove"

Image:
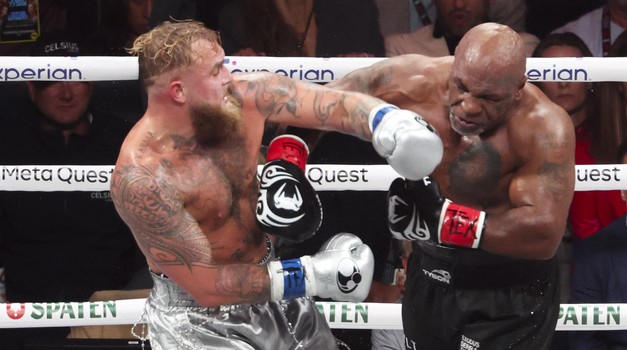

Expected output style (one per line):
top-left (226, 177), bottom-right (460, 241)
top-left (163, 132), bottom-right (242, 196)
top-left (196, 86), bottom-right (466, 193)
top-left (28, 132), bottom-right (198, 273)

top-left (387, 176), bottom-right (485, 249)
top-left (256, 135), bottom-right (322, 242)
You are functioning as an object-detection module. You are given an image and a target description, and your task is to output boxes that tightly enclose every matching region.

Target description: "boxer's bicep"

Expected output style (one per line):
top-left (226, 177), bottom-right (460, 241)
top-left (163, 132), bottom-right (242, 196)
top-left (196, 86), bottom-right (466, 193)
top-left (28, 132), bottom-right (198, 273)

top-left (111, 163), bottom-right (214, 270)
top-left (483, 128), bottom-right (575, 259)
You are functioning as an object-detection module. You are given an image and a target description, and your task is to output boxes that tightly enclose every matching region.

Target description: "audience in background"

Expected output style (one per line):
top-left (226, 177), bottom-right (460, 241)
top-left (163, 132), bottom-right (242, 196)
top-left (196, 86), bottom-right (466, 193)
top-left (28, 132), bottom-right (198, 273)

top-left (219, 0), bottom-right (384, 58)
top-left (88, 0), bottom-right (153, 56)
top-left (532, 34), bottom-right (627, 350)
top-left (87, 0), bottom-right (153, 125)
top-left (568, 140), bottom-right (627, 350)
top-left (598, 30), bottom-right (627, 158)
top-left (551, 0), bottom-right (627, 56)
top-left (526, 0), bottom-right (605, 39)
top-left (384, 0), bottom-right (538, 57)
top-left (374, 0), bottom-right (527, 37)
top-left (532, 32), bottom-right (626, 242)
top-left (0, 33), bottom-right (148, 349)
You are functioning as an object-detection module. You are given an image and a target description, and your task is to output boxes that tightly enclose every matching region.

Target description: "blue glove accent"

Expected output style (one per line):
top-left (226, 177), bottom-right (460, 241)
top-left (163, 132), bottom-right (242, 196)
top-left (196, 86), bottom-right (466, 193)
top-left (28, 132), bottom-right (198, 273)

top-left (371, 105), bottom-right (399, 131)
top-left (281, 258), bottom-right (306, 299)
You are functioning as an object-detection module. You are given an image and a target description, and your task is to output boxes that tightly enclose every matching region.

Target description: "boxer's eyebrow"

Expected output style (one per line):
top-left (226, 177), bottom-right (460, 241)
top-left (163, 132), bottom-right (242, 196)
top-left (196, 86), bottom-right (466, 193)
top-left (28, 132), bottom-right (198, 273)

top-left (211, 60), bottom-right (224, 75)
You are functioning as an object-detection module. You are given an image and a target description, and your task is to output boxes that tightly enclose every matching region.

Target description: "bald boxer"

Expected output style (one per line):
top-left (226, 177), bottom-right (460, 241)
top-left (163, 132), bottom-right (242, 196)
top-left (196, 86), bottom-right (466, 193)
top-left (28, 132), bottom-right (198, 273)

top-left (330, 22), bottom-right (575, 349)
top-left (110, 21), bottom-right (442, 350)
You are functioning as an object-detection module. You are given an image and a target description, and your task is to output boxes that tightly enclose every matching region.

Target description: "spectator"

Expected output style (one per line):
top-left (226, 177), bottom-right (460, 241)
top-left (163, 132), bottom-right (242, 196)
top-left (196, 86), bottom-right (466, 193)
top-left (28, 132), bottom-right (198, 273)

top-left (374, 0), bottom-right (527, 36)
top-left (526, 0), bottom-right (605, 39)
top-left (87, 0), bottom-right (152, 126)
top-left (598, 29), bottom-right (627, 165)
top-left (88, 0), bottom-right (153, 56)
top-left (568, 140), bottom-right (627, 350)
top-left (384, 0), bottom-right (539, 57)
top-left (0, 33), bottom-right (148, 349)
top-left (551, 0), bottom-right (627, 57)
top-left (532, 32), bottom-right (626, 242)
top-left (219, 0), bottom-right (384, 57)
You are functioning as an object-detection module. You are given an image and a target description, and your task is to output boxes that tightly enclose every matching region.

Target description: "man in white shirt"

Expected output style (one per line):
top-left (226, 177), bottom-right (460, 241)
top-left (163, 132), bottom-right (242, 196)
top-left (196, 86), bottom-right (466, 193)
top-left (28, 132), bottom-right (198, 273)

top-left (551, 0), bottom-right (627, 56)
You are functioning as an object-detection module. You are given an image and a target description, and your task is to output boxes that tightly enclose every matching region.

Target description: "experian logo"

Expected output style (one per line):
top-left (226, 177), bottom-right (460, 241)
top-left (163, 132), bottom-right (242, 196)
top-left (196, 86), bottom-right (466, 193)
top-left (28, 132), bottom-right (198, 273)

top-left (526, 65), bottom-right (589, 82)
top-left (225, 58), bottom-right (335, 82)
top-left (0, 65), bottom-right (84, 81)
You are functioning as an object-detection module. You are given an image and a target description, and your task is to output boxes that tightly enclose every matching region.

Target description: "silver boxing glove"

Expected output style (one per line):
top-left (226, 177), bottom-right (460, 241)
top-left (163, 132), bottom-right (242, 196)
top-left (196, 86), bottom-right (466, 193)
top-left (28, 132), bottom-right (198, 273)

top-left (267, 233), bottom-right (374, 302)
top-left (369, 104), bottom-right (443, 181)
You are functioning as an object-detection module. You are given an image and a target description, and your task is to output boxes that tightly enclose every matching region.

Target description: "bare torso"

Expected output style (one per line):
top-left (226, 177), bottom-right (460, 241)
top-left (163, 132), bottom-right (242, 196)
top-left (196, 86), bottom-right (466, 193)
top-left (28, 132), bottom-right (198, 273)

top-left (113, 113), bottom-right (269, 274)
top-left (369, 55), bottom-right (544, 215)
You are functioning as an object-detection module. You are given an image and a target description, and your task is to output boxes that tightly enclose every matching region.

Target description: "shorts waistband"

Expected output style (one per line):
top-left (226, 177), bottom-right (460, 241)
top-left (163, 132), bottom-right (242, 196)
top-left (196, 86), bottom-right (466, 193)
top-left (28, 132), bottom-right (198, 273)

top-left (149, 272), bottom-right (202, 308)
top-left (149, 235), bottom-right (275, 308)
top-left (414, 250), bottom-right (556, 289)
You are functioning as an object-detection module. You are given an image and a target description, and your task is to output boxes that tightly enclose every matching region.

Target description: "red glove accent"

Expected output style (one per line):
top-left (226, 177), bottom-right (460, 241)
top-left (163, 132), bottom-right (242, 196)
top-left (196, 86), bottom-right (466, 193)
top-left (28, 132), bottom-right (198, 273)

top-left (266, 135), bottom-right (309, 171)
top-left (438, 200), bottom-right (486, 249)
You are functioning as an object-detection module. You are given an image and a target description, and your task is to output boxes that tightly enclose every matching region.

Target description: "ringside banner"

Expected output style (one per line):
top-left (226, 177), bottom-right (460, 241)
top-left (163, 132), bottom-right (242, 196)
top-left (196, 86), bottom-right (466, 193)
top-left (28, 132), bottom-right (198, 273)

top-left (224, 56), bottom-right (627, 83)
top-left (1, 300), bottom-right (626, 331)
top-left (0, 56), bottom-right (138, 81)
top-left (0, 165), bottom-right (624, 192)
top-left (2, 56), bottom-right (627, 82)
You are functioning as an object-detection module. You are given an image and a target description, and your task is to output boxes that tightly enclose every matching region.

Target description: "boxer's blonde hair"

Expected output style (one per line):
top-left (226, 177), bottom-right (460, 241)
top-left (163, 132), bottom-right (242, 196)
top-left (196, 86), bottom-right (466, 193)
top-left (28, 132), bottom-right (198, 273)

top-left (128, 20), bottom-right (221, 87)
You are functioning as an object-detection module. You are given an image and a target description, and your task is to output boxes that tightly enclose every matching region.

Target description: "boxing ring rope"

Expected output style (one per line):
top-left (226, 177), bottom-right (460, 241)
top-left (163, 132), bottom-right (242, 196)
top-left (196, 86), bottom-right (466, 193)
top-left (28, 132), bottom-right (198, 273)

top-left (2, 299), bottom-right (627, 331)
top-left (0, 164), bottom-right (624, 192)
top-left (0, 56), bottom-right (626, 332)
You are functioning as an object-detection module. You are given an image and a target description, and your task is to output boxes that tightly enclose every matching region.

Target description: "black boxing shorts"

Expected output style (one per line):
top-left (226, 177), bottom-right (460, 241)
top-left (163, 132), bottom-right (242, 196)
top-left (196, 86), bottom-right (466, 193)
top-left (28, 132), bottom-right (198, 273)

top-left (401, 244), bottom-right (560, 350)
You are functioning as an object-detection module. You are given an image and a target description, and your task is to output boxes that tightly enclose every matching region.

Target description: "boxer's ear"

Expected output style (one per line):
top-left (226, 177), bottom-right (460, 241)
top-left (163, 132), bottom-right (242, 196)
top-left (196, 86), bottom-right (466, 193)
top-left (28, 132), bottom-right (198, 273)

top-left (169, 80), bottom-right (185, 103)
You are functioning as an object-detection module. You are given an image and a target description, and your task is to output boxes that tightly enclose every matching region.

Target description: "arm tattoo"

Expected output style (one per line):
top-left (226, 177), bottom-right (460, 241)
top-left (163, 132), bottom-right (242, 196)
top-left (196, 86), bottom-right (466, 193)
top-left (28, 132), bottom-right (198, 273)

top-left (538, 138), bottom-right (571, 203)
top-left (111, 163), bottom-right (213, 270)
top-left (246, 76), bottom-right (301, 118)
top-left (370, 66), bottom-right (394, 92)
top-left (215, 264), bottom-right (269, 302)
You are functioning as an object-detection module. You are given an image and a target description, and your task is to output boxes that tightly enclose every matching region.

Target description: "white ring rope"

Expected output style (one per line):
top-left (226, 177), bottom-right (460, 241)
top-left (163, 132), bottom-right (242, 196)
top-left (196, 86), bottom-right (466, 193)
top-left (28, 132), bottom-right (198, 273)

top-left (1, 56), bottom-right (627, 83)
top-left (0, 164), bottom-right (623, 192)
top-left (0, 300), bottom-right (625, 331)
top-left (0, 55), bottom-right (625, 332)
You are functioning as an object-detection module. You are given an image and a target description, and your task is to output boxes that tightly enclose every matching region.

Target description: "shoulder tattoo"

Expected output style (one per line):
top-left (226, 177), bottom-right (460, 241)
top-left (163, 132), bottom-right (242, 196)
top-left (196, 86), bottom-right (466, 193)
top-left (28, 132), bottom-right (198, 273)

top-left (111, 163), bottom-right (213, 269)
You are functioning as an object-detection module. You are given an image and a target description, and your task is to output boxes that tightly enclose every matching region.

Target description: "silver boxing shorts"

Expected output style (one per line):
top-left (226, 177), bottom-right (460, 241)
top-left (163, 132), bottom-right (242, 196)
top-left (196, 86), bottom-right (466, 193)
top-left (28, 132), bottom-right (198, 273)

top-left (142, 240), bottom-right (339, 349)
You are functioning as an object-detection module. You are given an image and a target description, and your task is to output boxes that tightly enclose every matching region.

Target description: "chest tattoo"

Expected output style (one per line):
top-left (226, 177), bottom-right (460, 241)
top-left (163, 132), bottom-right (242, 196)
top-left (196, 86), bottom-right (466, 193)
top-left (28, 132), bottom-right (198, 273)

top-left (448, 142), bottom-right (501, 198)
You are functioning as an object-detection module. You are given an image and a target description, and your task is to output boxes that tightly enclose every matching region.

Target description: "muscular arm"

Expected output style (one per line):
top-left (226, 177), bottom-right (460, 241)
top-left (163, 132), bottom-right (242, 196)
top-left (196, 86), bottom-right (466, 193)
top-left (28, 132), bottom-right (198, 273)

top-left (110, 163), bottom-right (271, 307)
top-left (232, 71), bottom-right (386, 140)
top-left (481, 111), bottom-right (576, 260)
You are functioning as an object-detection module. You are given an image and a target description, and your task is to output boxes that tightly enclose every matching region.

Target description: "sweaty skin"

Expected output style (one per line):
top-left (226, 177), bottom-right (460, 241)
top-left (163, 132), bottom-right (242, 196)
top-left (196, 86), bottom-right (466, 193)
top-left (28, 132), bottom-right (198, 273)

top-left (110, 38), bottom-right (384, 307)
top-left (328, 23), bottom-right (575, 260)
